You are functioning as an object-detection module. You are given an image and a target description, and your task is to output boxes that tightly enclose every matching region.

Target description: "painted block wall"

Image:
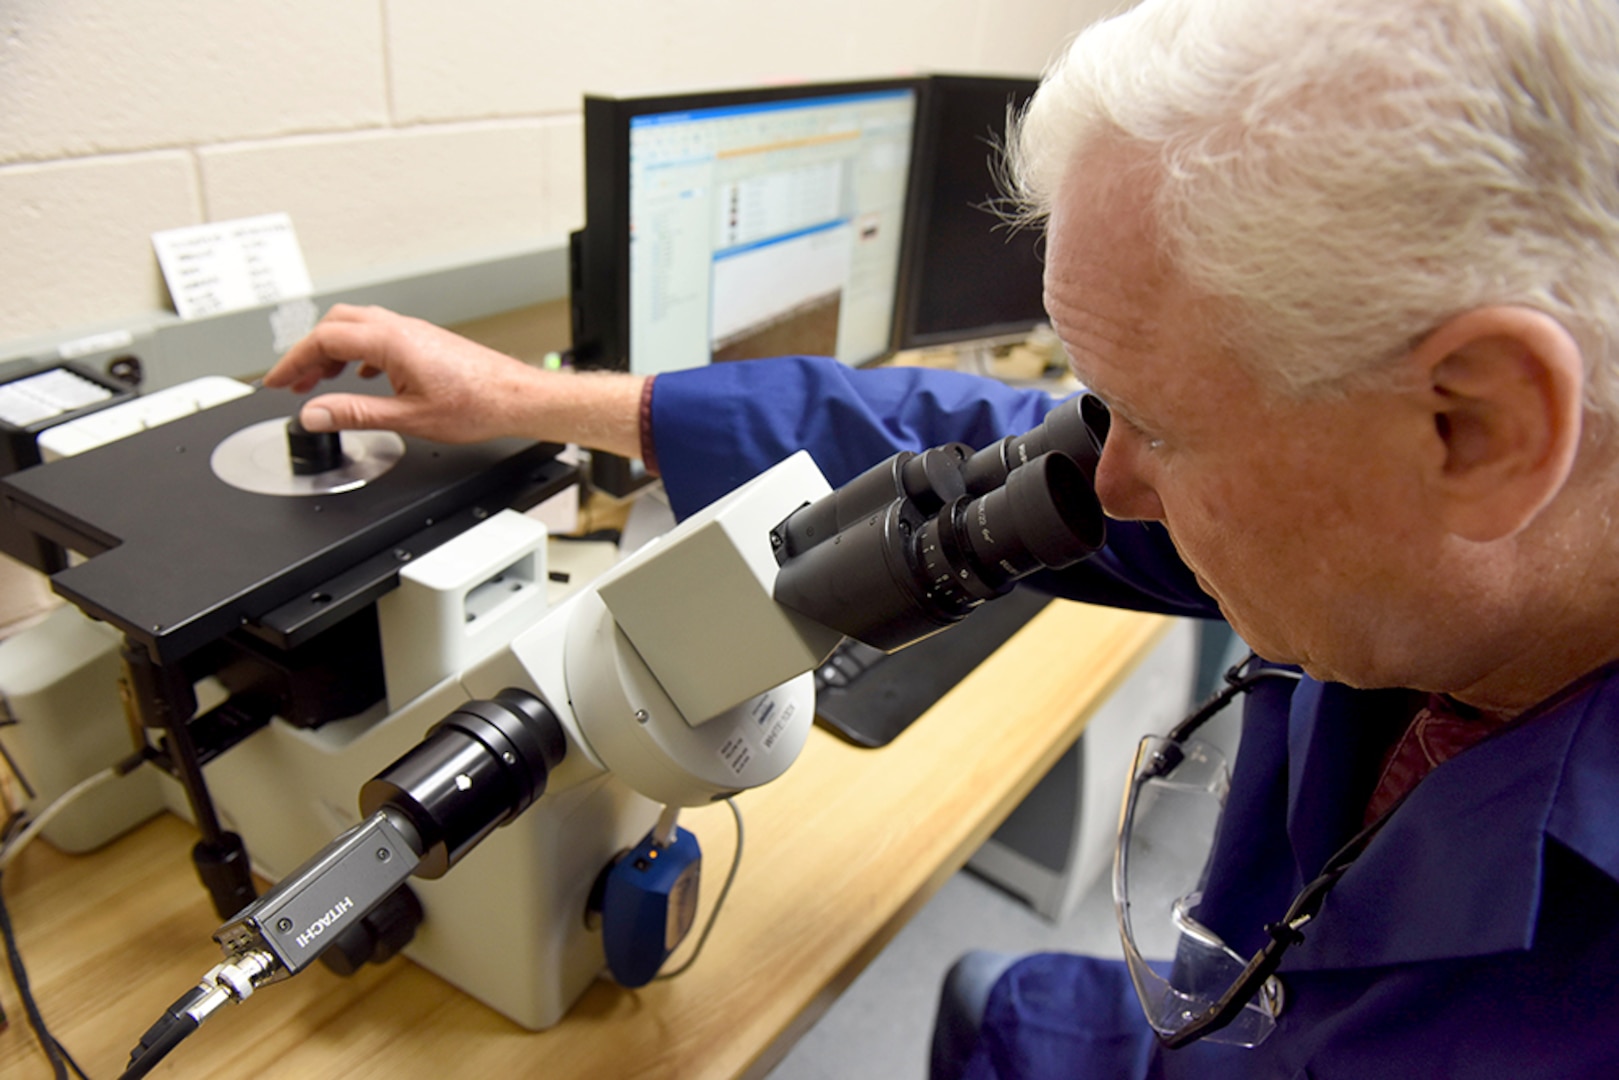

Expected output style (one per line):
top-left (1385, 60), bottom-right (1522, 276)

top-left (0, 0), bottom-right (1123, 347)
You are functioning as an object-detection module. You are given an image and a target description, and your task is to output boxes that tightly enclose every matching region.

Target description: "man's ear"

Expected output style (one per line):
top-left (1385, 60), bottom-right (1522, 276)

top-left (1410, 306), bottom-right (1584, 542)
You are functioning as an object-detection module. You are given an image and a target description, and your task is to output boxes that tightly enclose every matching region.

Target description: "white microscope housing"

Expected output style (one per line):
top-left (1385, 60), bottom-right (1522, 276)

top-left (191, 450), bottom-right (840, 1029)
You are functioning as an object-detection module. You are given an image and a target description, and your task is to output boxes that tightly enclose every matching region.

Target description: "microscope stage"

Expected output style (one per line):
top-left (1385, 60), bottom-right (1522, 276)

top-left (0, 372), bottom-right (573, 664)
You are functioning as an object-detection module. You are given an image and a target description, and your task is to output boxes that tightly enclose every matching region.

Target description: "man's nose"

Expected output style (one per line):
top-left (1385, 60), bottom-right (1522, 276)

top-left (1092, 437), bottom-right (1165, 522)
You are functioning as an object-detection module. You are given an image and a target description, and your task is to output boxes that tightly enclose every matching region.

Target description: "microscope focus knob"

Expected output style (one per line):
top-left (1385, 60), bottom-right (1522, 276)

top-left (317, 884), bottom-right (426, 976)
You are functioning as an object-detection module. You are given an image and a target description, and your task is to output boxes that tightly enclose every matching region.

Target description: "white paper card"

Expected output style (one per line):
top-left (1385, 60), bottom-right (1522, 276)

top-left (0, 368), bottom-right (114, 428)
top-left (152, 213), bottom-right (314, 320)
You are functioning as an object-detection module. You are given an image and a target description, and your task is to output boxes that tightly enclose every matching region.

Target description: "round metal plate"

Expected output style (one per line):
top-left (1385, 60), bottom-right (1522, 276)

top-left (210, 418), bottom-right (406, 497)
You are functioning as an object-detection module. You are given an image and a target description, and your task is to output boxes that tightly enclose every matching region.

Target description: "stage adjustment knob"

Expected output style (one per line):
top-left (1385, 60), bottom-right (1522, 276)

top-left (286, 414), bottom-right (344, 475)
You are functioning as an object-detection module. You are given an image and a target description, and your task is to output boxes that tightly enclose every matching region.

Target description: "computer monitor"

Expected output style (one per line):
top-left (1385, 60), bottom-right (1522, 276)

top-left (893, 75), bottom-right (1046, 351)
top-left (571, 79), bottom-right (921, 493)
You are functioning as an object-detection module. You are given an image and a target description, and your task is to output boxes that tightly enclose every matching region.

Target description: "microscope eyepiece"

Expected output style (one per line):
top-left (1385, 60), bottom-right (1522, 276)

top-left (949, 450), bottom-right (1105, 587)
top-left (960, 393), bottom-right (1105, 495)
top-left (771, 395), bottom-right (1109, 651)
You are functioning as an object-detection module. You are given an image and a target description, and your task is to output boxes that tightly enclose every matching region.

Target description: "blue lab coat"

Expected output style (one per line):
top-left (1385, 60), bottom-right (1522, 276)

top-left (649, 356), bottom-right (1619, 1079)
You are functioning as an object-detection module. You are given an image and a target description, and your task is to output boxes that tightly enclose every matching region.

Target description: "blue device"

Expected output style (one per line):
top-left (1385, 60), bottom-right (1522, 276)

top-left (600, 826), bottom-right (702, 987)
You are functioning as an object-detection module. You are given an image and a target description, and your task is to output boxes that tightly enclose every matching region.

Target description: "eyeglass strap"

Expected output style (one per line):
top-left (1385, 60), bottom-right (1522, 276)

top-left (1164, 652), bottom-right (1302, 745)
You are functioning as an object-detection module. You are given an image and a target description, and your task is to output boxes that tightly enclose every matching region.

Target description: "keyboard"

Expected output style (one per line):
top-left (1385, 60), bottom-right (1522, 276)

top-left (813, 587), bottom-right (1052, 748)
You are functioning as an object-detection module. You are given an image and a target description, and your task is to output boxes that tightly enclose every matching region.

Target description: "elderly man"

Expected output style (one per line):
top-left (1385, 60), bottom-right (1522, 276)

top-left (265, 0), bottom-right (1619, 1075)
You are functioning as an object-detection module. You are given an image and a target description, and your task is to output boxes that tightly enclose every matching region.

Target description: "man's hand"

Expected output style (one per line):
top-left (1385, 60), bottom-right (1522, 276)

top-left (264, 304), bottom-right (548, 443)
top-left (262, 304), bottom-right (646, 456)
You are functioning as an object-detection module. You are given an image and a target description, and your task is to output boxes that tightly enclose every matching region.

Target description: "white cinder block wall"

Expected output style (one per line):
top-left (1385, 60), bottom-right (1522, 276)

top-left (0, 0), bottom-right (1122, 348)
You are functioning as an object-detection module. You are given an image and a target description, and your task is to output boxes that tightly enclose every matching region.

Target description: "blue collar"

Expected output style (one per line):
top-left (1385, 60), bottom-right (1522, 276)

top-left (1283, 667), bottom-right (1619, 971)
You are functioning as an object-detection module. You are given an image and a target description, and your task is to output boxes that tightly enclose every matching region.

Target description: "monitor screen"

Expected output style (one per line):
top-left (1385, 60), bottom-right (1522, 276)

top-left (894, 75), bottom-right (1046, 350)
top-left (574, 80), bottom-right (920, 382)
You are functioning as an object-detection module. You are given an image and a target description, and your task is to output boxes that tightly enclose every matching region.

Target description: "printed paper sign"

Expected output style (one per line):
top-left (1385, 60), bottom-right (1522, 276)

top-left (152, 213), bottom-right (314, 320)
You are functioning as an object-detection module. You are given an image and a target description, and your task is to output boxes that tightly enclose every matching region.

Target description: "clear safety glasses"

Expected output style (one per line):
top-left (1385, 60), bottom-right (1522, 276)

top-left (1114, 730), bottom-right (1283, 1047)
top-left (1112, 659), bottom-right (1391, 1049)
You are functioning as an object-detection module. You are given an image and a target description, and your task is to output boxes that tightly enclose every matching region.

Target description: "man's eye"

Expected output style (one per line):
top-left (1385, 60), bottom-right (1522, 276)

top-left (1137, 426), bottom-right (1164, 449)
top-left (1123, 418), bottom-right (1164, 452)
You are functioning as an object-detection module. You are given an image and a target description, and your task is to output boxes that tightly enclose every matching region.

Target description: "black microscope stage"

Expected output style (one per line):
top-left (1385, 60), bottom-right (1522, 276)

top-left (0, 373), bottom-right (575, 664)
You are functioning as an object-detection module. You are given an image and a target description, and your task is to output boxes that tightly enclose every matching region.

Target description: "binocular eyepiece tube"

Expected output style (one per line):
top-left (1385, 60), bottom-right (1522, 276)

top-left (771, 394), bottom-right (1110, 651)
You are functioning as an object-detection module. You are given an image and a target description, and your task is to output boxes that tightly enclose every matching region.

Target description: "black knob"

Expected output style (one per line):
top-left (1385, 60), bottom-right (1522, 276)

top-left (286, 415), bottom-right (344, 475)
top-left (317, 884), bottom-right (426, 976)
top-left (192, 833), bottom-right (258, 920)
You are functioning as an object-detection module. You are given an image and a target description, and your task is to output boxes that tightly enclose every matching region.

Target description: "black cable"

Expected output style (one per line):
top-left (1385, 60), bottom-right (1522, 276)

top-left (117, 982), bottom-right (216, 1080)
top-left (0, 869), bottom-right (89, 1080)
top-left (0, 806), bottom-right (23, 850)
top-left (0, 748), bottom-right (153, 1077)
top-left (0, 808), bottom-right (16, 1036)
top-left (119, 1013), bottom-right (198, 1080)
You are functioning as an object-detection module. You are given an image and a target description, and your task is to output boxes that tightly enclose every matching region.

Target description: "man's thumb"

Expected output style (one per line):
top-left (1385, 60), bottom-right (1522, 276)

top-left (299, 393), bottom-right (406, 434)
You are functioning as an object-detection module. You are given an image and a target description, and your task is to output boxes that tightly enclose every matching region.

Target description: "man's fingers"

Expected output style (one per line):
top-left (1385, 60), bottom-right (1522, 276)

top-left (267, 319), bottom-right (396, 391)
top-left (320, 303), bottom-right (377, 323)
top-left (300, 391), bottom-right (413, 435)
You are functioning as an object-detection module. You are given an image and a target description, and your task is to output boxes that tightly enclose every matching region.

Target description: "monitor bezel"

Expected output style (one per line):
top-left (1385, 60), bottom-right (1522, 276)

top-left (572, 76), bottom-right (927, 377)
top-left (891, 73), bottom-right (1047, 352)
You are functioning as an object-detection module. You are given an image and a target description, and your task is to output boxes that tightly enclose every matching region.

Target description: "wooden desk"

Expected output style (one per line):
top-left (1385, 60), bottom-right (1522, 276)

top-left (0, 601), bottom-right (1168, 1079)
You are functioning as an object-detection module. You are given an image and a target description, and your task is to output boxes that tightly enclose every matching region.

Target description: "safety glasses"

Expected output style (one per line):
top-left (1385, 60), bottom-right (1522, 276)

top-left (1113, 657), bottom-right (1391, 1048)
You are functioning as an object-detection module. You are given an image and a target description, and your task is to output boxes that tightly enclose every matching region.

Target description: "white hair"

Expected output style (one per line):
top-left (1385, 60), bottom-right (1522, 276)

top-left (1010, 0), bottom-right (1619, 413)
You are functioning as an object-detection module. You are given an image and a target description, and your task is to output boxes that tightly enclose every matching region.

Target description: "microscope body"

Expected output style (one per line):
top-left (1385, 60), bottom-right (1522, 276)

top-left (192, 450), bottom-right (837, 1028)
top-left (0, 373), bottom-right (1108, 1045)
